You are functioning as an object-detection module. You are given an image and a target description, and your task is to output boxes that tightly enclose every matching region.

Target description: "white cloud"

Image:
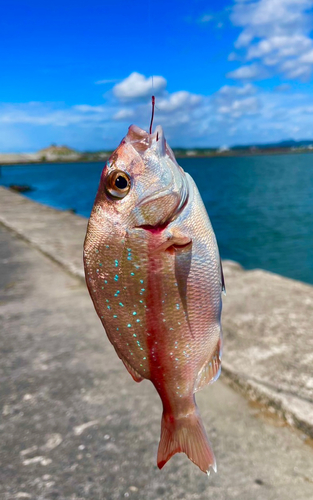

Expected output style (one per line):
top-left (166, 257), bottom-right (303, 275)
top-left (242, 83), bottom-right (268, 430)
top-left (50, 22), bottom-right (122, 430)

top-left (0, 102), bottom-right (111, 127)
top-left (280, 58), bottom-right (312, 78)
top-left (113, 72), bottom-right (167, 101)
top-left (110, 89), bottom-right (203, 139)
top-left (113, 108), bottom-right (135, 121)
top-left (274, 83), bottom-right (291, 91)
top-left (95, 79), bottom-right (119, 85)
top-left (218, 96), bottom-right (260, 117)
top-left (227, 63), bottom-right (266, 79)
top-left (229, 0), bottom-right (313, 81)
top-left (232, 0), bottom-right (313, 39)
top-left (2, 88), bottom-right (313, 150)
top-left (246, 35), bottom-right (312, 60)
top-left (2, 71), bottom-right (313, 152)
top-left (300, 49), bottom-right (313, 62)
top-left (199, 14), bottom-right (213, 23)
top-left (73, 105), bottom-right (106, 113)
top-left (157, 91), bottom-right (202, 113)
top-left (219, 83), bottom-right (256, 97)
top-left (214, 84), bottom-right (260, 118)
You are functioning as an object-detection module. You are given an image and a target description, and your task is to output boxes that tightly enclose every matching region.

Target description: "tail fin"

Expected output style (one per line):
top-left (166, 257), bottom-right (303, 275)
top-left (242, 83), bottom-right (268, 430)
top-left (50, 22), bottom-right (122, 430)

top-left (157, 408), bottom-right (216, 474)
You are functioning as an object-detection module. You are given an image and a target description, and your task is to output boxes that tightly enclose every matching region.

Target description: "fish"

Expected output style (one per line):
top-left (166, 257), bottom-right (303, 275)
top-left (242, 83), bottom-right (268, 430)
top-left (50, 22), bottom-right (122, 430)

top-left (83, 123), bottom-right (224, 474)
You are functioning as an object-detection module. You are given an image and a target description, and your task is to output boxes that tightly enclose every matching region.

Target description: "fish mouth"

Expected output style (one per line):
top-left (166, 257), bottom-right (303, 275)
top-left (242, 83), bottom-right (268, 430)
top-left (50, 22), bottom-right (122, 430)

top-left (126, 123), bottom-right (189, 230)
top-left (126, 124), bottom-right (167, 155)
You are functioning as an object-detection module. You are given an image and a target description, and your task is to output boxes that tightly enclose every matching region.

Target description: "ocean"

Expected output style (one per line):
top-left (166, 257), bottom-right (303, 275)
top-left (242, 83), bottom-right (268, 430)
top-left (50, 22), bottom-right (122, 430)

top-left (1, 153), bottom-right (312, 285)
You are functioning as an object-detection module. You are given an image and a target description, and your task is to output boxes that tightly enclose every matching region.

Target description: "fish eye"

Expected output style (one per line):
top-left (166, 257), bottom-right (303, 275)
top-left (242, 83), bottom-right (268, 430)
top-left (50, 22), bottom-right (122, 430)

top-left (105, 169), bottom-right (131, 199)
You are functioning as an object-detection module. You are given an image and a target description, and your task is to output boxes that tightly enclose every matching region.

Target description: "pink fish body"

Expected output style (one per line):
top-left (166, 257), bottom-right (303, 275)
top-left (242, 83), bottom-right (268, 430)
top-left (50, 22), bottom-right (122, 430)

top-left (83, 124), bottom-right (224, 474)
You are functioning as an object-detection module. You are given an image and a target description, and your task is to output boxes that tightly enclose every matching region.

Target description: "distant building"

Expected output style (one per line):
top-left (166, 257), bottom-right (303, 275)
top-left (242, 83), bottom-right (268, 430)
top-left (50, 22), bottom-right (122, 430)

top-left (218, 145), bottom-right (230, 153)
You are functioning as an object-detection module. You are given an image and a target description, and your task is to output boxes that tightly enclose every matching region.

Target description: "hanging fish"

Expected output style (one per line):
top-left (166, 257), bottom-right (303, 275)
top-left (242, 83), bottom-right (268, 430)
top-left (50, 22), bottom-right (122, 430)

top-left (83, 121), bottom-right (224, 475)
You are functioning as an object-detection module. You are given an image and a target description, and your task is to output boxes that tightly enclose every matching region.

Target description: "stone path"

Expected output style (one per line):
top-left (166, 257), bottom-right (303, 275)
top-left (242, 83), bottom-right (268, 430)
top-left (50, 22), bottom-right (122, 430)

top-left (0, 187), bottom-right (313, 499)
top-left (0, 186), bottom-right (312, 438)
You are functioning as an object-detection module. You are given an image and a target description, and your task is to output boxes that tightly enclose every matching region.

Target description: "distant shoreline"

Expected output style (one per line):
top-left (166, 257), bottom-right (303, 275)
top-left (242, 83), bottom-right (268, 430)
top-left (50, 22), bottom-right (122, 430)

top-left (1, 147), bottom-right (313, 166)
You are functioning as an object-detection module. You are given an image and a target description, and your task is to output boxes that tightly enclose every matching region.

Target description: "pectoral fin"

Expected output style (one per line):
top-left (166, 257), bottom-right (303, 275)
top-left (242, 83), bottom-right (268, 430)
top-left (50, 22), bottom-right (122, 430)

top-left (174, 241), bottom-right (192, 321)
top-left (152, 234), bottom-right (191, 253)
top-left (153, 230), bottom-right (193, 330)
top-left (220, 257), bottom-right (226, 295)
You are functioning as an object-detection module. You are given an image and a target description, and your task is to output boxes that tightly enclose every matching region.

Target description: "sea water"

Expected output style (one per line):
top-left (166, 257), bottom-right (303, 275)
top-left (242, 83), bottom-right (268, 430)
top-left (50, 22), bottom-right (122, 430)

top-left (1, 153), bottom-right (312, 285)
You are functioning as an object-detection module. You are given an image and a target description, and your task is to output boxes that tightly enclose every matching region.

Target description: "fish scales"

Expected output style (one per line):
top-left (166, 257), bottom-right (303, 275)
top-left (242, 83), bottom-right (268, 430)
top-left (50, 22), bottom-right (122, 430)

top-left (83, 124), bottom-right (223, 474)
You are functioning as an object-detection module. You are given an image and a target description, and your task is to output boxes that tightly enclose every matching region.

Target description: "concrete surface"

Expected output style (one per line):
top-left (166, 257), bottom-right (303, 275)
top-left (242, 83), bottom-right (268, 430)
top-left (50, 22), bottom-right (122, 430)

top-left (0, 186), bottom-right (312, 440)
top-left (1, 224), bottom-right (313, 500)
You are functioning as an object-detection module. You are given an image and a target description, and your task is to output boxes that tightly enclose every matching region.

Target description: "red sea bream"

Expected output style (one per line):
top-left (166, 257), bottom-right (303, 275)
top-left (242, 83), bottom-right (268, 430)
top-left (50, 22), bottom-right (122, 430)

top-left (83, 124), bottom-right (224, 474)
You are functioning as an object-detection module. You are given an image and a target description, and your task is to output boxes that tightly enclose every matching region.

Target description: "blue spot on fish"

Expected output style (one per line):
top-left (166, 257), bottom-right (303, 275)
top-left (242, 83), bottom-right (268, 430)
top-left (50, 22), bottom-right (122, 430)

top-left (114, 275), bottom-right (119, 281)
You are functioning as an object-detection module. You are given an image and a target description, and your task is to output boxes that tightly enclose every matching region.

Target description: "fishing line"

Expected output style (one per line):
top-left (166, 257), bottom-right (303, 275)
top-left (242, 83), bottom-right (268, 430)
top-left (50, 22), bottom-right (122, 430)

top-left (148, 0), bottom-right (156, 134)
top-left (149, 96), bottom-right (155, 134)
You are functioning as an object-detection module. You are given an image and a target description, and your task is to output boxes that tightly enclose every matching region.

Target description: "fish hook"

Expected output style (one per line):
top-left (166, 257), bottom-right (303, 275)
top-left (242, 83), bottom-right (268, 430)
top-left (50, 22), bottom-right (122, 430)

top-left (149, 95), bottom-right (155, 135)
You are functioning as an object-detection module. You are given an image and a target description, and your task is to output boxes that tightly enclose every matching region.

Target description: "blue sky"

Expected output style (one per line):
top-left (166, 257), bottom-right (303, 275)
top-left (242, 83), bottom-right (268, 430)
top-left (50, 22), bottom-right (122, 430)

top-left (1, 0), bottom-right (313, 151)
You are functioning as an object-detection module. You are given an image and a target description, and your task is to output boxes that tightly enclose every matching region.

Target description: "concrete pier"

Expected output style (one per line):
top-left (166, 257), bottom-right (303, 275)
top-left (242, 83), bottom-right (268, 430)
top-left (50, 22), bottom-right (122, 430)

top-left (0, 186), bottom-right (312, 499)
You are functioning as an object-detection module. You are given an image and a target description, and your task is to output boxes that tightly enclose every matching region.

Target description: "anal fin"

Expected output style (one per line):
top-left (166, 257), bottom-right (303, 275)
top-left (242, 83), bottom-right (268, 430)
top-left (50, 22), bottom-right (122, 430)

top-left (120, 357), bottom-right (144, 383)
top-left (194, 340), bottom-right (222, 392)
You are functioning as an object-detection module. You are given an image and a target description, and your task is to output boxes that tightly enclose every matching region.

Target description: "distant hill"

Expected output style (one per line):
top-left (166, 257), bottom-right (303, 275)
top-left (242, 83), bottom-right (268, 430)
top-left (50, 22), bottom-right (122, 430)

top-left (231, 139), bottom-right (313, 151)
top-left (1, 139), bottom-right (313, 165)
top-left (37, 144), bottom-right (110, 162)
top-left (171, 139), bottom-right (313, 157)
top-left (38, 144), bottom-right (78, 156)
